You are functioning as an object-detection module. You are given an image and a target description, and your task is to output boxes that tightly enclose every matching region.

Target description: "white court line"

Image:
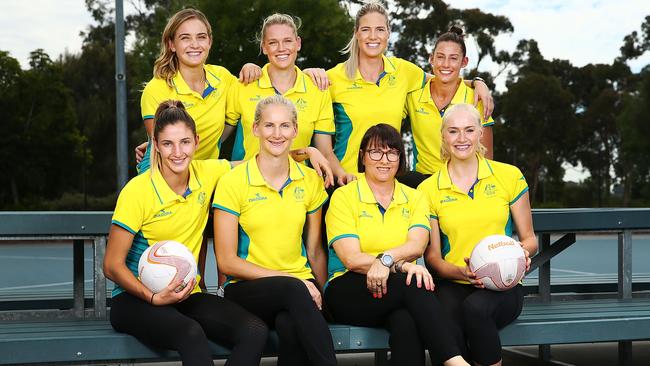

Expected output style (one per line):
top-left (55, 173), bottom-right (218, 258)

top-left (0, 255), bottom-right (92, 262)
top-left (0, 280), bottom-right (93, 291)
top-left (549, 268), bottom-right (597, 275)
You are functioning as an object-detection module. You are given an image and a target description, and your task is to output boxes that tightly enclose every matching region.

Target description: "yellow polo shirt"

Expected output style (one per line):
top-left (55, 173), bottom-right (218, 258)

top-left (417, 155), bottom-right (528, 284)
top-left (111, 159), bottom-right (231, 296)
top-left (327, 56), bottom-right (426, 174)
top-left (139, 64), bottom-right (237, 172)
top-left (212, 156), bottom-right (328, 285)
top-left (225, 64), bottom-right (334, 161)
top-left (406, 79), bottom-right (494, 174)
top-left (325, 174), bottom-right (431, 282)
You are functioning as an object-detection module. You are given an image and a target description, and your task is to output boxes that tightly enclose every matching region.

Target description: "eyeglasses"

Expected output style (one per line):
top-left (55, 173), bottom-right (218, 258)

top-left (366, 149), bottom-right (400, 162)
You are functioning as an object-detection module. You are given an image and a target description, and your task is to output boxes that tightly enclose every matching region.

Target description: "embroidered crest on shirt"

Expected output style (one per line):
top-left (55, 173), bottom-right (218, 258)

top-left (401, 207), bottom-right (410, 219)
top-left (295, 98), bottom-right (308, 112)
top-left (484, 184), bottom-right (497, 197)
top-left (293, 187), bottom-right (305, 201)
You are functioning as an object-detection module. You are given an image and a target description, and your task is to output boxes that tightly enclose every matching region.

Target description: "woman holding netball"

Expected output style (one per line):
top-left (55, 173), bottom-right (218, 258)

top-left (213, 95), bottom-right (336, 366)
top-left (105, 101), bottom-right (267, 366)
top-left (324, 123), bottom-right (469, 366)
top-left (419, 104), bottom-right (537, 365)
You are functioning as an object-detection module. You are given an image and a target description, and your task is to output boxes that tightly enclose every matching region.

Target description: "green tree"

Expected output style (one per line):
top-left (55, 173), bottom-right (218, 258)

top-left (200, 0), bottom-right (352, 73)
top-left (391, 0), bottom-right (513, 78)
top-left (0, 50), bottom-right (85, 208)
top-left (497, 41), bottom-right (578, 205)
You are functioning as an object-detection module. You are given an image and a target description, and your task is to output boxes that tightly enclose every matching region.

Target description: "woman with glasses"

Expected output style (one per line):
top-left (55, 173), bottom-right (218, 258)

top-left (324, 123), bottom-right (469, 366)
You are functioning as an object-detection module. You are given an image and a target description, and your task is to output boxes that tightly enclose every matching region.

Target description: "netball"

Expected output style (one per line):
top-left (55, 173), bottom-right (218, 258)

top-left (138, 240), bottom-right (197, 294)
top-left (469, 235), bottom-right (526, 291)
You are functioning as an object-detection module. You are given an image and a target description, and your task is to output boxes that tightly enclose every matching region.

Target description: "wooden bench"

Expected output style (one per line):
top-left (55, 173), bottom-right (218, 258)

top-left (1, 209), bottom-right (650, 365)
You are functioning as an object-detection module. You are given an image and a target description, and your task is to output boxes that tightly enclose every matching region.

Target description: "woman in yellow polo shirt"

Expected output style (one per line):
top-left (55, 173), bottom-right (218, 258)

top-left (136, 8), bottom-right (261, 172)
top-left (213, 95), bottom-right (336, 366)
top-left (226, 13), bottom-right (354, 186)
top-left (418, 104), bottom-right (537, 366)
top-left (135, 9), bottom-right (331, 181)
top-left (324, 124), bottom-right (468, 366)
top-left (401, 26), bottom-right (494, 188)
top-left (105, 101), bottom-right (267, 366)
top-left (326, 1), bottom-right (493, 177)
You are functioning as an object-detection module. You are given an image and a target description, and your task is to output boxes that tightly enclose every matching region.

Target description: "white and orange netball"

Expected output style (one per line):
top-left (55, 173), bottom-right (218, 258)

top-left (138, 240), bottom-right (197, 293)
top-left (469, 235), bottom-right (526, 291)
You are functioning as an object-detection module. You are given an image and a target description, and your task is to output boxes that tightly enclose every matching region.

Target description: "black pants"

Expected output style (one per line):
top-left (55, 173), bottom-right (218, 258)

top-left (225, 276), bottom-right (337, 366)
top-left (435, 280), bottom-right (524, 365)
top-left (110, 292), bottom-right (267, 366)
top-left (325, 271), bottom-right (461, 366)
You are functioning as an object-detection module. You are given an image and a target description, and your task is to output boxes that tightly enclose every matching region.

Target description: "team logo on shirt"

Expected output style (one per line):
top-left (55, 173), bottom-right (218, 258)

top-left (197, 192), bottom-right (206, 206)
top-left (249, 95), bottom-right (262, 102)
top-left (440, 195), bottom-right (458, 204)
top-left (248, 193), bottom-right (268, 202)
top-left (387, 75), bottom-right (397, 86)
top-left (401, 207), bottom-right (410, 219)
top-left (154, 209), bottom-right (173, 218)
top-left (484, 184), bottom-right (497, 197)
top-left (415, 107), bottom-right (430, 115)
top-left (184, 102), bottom-right (195, 108)
top-left (347, 82), bottom-right (362, 90)
top-left (359, 210), bottom-right (373, 219)
top-left (295, 98), bottom-right (308, 112)
top-left (293, 187), bottom-right (305, 201)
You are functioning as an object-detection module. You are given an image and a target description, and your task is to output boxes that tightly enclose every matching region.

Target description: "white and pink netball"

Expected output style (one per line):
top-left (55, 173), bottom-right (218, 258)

top-left (469, 235), bottom-right (526, 291)
top-left (138, 240), bottom-right (197, 294)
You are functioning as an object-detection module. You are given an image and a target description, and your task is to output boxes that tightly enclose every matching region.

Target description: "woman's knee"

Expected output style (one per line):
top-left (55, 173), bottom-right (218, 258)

top-left (236, 316), bottom-right (269, 346)
top-left (277, 276), bottom-right (311, 299)
top-left (461, 295), bottom-right (491, 324)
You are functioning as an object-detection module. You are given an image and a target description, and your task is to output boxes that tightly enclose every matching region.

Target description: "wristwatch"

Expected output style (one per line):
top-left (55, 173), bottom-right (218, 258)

top-left (376, 253), bottom-right (394, 268)
top-left (471, 76), bottom-right (485, 88)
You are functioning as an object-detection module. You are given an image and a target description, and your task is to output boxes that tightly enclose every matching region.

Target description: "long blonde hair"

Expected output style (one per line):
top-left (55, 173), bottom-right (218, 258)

top-left (440, 104), bottom-right (487, 161)
top-left (341, 1), bottom-right (390, 80)
top-left (153, 8), bottom-right (213, 87)
top-left (257, 13), bottom-right (301, 55)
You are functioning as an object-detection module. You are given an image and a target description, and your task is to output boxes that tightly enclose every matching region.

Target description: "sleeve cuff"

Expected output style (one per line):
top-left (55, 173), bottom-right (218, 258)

top-left (112, 220), bottom-right (137, 235)
top-left (212, 204), bottom-right (240, 217)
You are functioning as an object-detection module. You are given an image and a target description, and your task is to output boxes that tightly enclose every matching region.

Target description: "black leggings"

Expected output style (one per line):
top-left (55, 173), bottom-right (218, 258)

top-left (225, 276), bottom-right (336, 366)
top-left (435, 280), bottom-right (524, 365)
top-left (110, 292), bottom-right (268, 366)
top-left (325, 271), bottom-right (461, 366)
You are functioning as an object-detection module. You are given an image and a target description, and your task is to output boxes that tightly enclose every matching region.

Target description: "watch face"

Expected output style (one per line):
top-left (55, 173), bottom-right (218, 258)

top-left (381, 254), bottom-right (394, 267)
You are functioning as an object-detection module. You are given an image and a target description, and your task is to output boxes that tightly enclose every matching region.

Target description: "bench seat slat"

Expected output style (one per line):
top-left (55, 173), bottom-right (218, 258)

top-left (3, 298), bottom-right (650, 364)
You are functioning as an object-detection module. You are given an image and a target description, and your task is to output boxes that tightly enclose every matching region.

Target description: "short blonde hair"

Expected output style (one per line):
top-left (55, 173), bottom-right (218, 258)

top-left (440, 104), bottom-right (487, 160)
top-left (253, 95), bottom-right (298, 126)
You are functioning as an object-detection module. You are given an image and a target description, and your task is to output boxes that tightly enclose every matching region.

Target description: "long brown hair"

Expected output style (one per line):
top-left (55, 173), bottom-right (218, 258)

top-left (153, 8), bottom-right (213, 87)
top-left (150, 100), bottom-right (197, 175)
